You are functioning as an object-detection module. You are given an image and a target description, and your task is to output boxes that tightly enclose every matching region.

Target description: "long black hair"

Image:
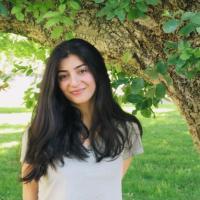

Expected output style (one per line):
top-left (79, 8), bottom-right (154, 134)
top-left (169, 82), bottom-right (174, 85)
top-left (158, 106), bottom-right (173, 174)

top-left (21, 38), bottom-right (143, 183)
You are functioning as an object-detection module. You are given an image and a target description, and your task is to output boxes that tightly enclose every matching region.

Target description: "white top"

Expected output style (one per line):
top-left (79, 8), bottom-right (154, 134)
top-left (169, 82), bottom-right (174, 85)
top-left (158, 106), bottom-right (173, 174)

top-left (20, 121), bottom-right (144, 200)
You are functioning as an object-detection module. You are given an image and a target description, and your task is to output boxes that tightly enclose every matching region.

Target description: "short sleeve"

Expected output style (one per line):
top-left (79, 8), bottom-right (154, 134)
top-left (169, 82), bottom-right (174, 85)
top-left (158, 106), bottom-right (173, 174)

top-left (20, 127), bottom-right (29, 163)
top-left (122, 121), bottom-right (144, 160)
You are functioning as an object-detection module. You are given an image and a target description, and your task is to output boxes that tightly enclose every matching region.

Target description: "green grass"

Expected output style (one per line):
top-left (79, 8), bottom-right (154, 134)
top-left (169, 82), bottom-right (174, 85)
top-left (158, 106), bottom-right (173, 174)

top-left (122, 103), bottom-right (200, 200)
top-left (0, 125), bottom-right (22, 200)
top-left (0, 104), bottom-right (200, 200)
top-left (0, 107), bottom-right (31, 113)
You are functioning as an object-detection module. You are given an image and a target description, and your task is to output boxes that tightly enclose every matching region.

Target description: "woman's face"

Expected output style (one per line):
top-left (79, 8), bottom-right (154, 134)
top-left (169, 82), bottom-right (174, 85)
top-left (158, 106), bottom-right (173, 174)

top-left (58, 54), bottom-right (96, 108)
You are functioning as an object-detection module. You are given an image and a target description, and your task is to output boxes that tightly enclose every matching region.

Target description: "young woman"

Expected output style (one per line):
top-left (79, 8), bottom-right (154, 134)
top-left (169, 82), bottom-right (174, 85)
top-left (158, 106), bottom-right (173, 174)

top-left (20, 38), bottom-right (144, 200)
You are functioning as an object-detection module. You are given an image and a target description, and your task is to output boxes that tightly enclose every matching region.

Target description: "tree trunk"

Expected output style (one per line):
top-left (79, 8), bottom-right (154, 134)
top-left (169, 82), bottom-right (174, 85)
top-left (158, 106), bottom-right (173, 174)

top-left (0, 0), bottom-right (199, 151)
top-left (169, 73), bottom-right (200, 150)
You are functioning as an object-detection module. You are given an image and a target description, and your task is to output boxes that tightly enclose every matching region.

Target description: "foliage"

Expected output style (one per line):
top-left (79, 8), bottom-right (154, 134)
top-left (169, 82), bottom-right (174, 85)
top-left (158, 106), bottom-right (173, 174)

top-left (2, 0), bottom-right (81, 40)
top-left (0, 33), bottom-right (46, 107)
top-left (110, 67), bottom-right (165, 118)
top-left (94, 0), bottom-right (160, 22)
top-left (162, 11), bottom-right (200, 79)
top-left (23, 82), bottom-right (40, 109)
top-left (0, 0), bottom-right (199, 118)
top-left (0, 70), bottom-right (11, 91)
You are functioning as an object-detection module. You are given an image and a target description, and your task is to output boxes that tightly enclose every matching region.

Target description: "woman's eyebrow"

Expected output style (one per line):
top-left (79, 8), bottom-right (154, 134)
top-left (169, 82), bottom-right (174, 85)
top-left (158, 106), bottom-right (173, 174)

top-left (58, 64), bottom-right (86, 72)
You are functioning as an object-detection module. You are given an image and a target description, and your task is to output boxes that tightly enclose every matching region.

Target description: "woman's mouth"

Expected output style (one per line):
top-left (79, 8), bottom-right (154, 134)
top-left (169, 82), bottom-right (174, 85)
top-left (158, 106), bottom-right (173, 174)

top-left (71, 88), bottom-right (85, 96)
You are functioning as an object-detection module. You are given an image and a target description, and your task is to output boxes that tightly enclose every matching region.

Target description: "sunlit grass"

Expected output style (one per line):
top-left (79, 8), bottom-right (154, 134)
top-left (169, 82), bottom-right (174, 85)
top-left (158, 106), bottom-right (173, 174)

top-left (0, 104), bottom-right (200, 200)
top-left (0, 107), bottom-right (31, 113)
top-left (122, 103), bottom-right (200, 200)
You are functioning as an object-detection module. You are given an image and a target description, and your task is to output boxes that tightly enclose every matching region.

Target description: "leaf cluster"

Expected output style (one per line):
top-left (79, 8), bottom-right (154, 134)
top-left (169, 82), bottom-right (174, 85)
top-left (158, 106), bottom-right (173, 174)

top-left (94, 0), bottom-right (160, 22)
top-left (110, 67), bottom-right (166, 118)
top-left (0, 0), bottom-right (81, 40)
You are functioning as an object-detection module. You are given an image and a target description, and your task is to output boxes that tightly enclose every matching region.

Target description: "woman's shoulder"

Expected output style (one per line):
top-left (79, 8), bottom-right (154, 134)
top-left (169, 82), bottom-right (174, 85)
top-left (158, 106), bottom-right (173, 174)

top-left (114, 119), bottom-right (139, 130)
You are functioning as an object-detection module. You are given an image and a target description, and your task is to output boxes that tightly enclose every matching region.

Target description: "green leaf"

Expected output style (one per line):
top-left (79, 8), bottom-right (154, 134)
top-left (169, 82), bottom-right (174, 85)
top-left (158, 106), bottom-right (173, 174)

top-left (126, 94), bottom-right (143, 103)
top-left (156, 60), bottom-right (168, 75)
top-left (58, 4), bottom-right (66, 13)
top-left (184, 70), bottom-right (197, 79)
top-left (141, 98), bottom-right (152, 109)
top-left (193, 48), bottom-right (200, 58)
top-left (64, 31), bottom-right (75, 40)
top-left (178, 40), bottom-right (190, 51)
top-left (113, 64), bottom-right (122, 73)
top-left (180, 51), bottom-right (191, 60)
top-left (181, 12), bottom-right (196, 21)
top-left (0, 2), bottom-right (8, 16)
top-left (69, 1), bottom-right (81, 10)
top-left (190, 13), bottom-right (200, 25)
top-left (16, 13), bottom-right (24, 21)
top-left (163, 19), bottom-right (181, 33)
top-left (120, 0), bottom-right (130, 9)
top-left (167, 54), bottom-right (178, 65)
top-left (141, 108), bottom-right (151, 118)
top-left (145, 87), bottom-right (155, 98)
top-left (164, 41), bottom-right (177, 54)
top-left (196, 27), bottom-right (200, 34)
top-left (152, 97), bottom-right (160, 107)
top-left (43, 11), bottom-right (61, 18)
top-left (145, 0), bottom-right (160, 6)
top-left (94, 0), bottom-right (105, 3)
top-left (175, 59), bottom-right (186, 71)
top-left (45, 18), bottom-right (61, 29)
top-left (162, 10), bottom-right (171, 17)
top-left (26, 68), bottom-right (33, 76)
top-left (33, 9), bottom-right (39, 18)
top-left (132, 109), bottom-right (138, 115)
top-left (11, 6), bottom-right (21, 15)
top-left (127, 8), bottom-right (145, 20)
top-left (114, 9), bottom-right (126, 22)
top-left (179, 23), bottom-right (196, 36)
top-left (51, 26), bottom-right (64, 39)
top-left (155, 83), bottom-right (166, 98)
top-left (136, 2), bottom-right (148, 12)
top-left (106, 12), bottom-right (116, 20)
top-left (131, 78), bottom-right (144, 94)
top-left (164, 41), bottom-right (177, 50)
top-left (36, 15), bottom-right (44, 24)
top-left (61, 16), bottom-right (74, 26)
top-left (96, 6), bottom-right (108, 17)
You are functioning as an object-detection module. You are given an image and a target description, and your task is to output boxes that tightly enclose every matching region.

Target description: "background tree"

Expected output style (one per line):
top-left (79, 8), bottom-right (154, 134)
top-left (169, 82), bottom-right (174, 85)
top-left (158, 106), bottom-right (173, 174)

top-left (0, 0), bottom-right (199, 150)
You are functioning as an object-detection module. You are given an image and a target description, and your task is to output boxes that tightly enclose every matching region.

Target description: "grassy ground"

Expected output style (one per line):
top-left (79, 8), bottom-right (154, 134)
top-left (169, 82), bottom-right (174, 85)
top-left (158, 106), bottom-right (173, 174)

top-left (0, 104), bottom-right (200, 200)
top-left (122, 103), bottom-right (200, 200)
top-left (0, 107), bottom-right (31, 113)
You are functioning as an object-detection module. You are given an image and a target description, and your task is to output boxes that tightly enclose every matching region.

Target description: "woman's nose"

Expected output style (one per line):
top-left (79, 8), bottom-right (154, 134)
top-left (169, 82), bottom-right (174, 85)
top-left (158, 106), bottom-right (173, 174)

top-left (70, 75), bottom-right (80, 86)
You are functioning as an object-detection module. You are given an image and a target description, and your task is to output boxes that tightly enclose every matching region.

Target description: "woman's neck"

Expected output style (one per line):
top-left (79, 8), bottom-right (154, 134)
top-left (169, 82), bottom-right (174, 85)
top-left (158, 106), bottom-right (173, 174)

top-left (74, 102), bottom-right (94, 130)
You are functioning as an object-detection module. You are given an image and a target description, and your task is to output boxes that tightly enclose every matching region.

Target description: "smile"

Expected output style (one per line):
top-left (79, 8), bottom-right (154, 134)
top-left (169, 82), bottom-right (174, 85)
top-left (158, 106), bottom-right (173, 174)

top-left (70, 88), bottom-right (85, 95)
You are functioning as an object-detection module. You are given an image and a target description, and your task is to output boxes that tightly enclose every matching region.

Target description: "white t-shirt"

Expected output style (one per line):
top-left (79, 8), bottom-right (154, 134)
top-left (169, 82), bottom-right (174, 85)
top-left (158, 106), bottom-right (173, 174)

top-left (20, 121), bottom-right (144, 200)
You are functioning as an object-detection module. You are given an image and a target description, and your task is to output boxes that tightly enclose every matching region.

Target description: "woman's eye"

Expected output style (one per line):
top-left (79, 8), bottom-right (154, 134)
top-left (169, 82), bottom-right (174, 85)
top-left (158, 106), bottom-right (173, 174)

top-left (79, 69), bottom-right (88, 74)
top-left (58, 74), bottom-right (69, 81)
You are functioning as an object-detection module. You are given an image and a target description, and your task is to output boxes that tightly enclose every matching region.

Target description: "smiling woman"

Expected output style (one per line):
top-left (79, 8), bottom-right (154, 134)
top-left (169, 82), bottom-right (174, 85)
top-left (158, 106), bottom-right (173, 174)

top-left (57, 55), bottom-right (96, 110)
top-left (20, 38), bottom-right (144, 200)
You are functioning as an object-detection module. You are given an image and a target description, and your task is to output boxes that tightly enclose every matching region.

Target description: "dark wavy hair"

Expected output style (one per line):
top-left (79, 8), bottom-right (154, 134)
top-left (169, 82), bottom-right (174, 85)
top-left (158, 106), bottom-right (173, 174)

top-left (21, 38), bottom-right (143, 183)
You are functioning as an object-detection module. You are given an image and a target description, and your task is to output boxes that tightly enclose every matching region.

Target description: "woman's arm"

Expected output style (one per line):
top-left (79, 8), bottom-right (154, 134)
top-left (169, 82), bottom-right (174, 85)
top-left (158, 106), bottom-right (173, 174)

top-left (22, 163), bottom-right (38, 200)
top-left (122, 157), bottom-right (133, 178)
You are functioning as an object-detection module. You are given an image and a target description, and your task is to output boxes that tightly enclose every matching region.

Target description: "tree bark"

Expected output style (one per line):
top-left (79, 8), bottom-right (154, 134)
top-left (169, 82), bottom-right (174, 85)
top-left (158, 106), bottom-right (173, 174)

top-left (0, 0), bottom-right (199, 150)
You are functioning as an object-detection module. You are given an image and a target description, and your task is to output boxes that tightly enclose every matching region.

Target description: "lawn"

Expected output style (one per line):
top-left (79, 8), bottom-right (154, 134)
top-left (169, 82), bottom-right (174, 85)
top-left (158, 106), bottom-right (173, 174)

top-left (0, 104), bottom-right (200, 200)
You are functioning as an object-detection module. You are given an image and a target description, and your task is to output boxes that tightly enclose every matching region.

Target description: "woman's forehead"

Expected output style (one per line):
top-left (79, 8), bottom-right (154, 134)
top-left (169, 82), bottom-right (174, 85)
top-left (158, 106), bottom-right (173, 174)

top-left (58, 55), bottom-right (85, 71)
